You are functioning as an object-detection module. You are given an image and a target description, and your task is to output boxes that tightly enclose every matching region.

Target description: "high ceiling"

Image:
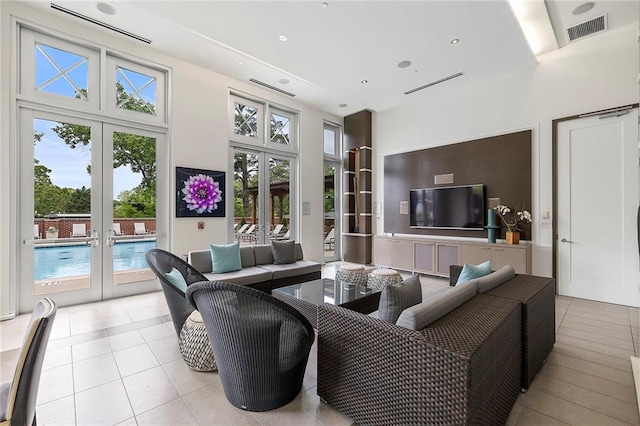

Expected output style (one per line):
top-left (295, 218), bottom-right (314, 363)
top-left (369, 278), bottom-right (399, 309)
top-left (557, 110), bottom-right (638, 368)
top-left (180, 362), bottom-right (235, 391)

top-left (19, 1), bottom-right (640, 117)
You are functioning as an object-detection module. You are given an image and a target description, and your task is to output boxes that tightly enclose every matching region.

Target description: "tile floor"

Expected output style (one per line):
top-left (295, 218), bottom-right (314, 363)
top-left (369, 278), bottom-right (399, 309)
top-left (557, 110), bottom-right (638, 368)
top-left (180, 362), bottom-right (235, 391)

top-left (1, 262), bottom-right (639, 425)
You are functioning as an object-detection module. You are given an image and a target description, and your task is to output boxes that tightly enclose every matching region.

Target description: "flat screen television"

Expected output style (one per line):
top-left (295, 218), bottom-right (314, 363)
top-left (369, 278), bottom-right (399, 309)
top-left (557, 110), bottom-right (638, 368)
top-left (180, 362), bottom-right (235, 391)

top-left (409, 184), bottom-right (485, 230)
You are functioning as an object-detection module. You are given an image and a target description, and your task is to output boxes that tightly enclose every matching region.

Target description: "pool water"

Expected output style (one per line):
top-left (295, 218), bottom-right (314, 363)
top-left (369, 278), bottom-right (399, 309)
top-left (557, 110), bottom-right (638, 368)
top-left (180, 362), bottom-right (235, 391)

top-left (34, 240), bottom-right (157, 280)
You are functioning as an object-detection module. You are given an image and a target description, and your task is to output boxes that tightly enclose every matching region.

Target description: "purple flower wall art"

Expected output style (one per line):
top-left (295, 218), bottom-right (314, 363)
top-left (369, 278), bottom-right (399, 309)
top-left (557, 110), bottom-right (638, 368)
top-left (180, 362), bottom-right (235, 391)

top-left (176, 167), bottom-right (226, 217)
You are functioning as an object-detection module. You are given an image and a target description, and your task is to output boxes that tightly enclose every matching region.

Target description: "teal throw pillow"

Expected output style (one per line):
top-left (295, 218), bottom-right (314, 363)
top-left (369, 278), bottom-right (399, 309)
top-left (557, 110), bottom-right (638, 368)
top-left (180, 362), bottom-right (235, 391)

top-left (456, 261), bottom-right (491, 286)
top-left (210, 242), bottom-right (242, 273)
top-left (163, 267), bottom-right (188, 293)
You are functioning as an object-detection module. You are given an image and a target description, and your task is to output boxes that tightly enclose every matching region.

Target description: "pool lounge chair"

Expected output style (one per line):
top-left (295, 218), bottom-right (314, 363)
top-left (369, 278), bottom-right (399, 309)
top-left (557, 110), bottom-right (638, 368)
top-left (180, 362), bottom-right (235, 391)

top-left (71, 223), bottom-right (87, 238)
top-left (34, 224), bottom-right (41, 240)
top-left (270, 224), bottom-right (285, 240)
top-left (324, 228), bottom-right (335, 250)
top-left (113, 223), bottom-right (124, 236)
top-left (237, 224), bottom-right (256, 241)
top-left (134, 222), bottom-right (149, 235)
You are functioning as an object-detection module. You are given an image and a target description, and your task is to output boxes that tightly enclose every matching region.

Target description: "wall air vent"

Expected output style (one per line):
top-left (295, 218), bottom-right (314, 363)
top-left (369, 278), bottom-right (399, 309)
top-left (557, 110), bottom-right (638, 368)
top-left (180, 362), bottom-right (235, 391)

top-left (566, 14), bottom-right (607, 43)
top-left (404, 72), bottom-right (464, 95)
top-left (50, 3), bottom-right (152, 44)
top-left (249, 78), bottom-right (296, 97)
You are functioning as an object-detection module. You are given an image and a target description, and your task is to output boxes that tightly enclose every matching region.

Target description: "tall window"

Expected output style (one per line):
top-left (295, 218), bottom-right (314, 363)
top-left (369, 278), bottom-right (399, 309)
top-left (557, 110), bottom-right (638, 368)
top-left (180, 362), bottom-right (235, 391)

top-left (230, 94), bottom-right (298, 243)
top-left (16, 24), bottom-right (169, 311)
top-left (324, 122), bottom-right (342, 261)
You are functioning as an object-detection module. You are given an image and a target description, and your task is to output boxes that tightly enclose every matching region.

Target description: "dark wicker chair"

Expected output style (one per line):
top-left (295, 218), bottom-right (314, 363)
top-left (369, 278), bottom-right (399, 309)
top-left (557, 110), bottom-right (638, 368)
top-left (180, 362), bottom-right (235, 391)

top-left (145, 249), bottom-right (209, 336)
top-left (1, 297), bottom-right (56, 426)
top-left (187, 281), bottom-right (315, 411)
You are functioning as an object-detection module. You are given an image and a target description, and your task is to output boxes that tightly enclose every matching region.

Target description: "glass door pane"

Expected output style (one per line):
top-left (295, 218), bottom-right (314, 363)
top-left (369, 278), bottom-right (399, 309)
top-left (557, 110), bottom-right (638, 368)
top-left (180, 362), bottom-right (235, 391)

top-left (234, 151), bottom-right (260, 245)
top-left (21, 111), bottom-right (102, 311)
top-left (324, 162), bottom-right (339, 261)
top-left (103, 124), bottom-right (163, 299)
top-left (268, 157), bottom-right (291, 243)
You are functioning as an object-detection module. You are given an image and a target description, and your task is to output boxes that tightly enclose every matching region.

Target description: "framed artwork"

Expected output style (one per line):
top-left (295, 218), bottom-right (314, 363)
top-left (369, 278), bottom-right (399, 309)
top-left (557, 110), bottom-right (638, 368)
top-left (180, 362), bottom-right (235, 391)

top-left (176, 167), bottom-right (225, 217)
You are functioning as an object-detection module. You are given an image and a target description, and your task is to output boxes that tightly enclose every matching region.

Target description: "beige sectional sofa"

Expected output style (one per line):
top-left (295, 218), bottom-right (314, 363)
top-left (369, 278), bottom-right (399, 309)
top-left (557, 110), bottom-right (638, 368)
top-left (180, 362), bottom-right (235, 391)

top-left (187, 243), bottom-right (321, 293)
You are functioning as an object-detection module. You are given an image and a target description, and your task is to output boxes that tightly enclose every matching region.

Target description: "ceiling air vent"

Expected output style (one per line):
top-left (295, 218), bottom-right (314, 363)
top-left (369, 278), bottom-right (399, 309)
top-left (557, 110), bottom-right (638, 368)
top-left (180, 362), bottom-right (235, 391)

top-left (249, 78), bottom-right (296, 97)
top-left (404, 72), bottom-right (464, 96)
top-left (50, 3), bottom-right (151, 44)
top-left (566, 14), bottom-right (607, 43)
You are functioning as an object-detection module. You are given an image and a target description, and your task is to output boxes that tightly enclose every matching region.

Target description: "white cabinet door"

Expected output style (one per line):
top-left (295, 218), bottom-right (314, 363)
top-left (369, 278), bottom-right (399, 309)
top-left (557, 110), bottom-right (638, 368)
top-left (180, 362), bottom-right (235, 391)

top-left (394, 240), bottom-right (415, 271)
top-left (461, 245), bottom-right (491, 266)
top-left (491, 247), bottom-right (527, 273)
top-left (436, 244), bottom-right (460, 276)
top-left (373, 238), bottom-right (393, 267)
top-left (414, 243), bottom-right (435, 274)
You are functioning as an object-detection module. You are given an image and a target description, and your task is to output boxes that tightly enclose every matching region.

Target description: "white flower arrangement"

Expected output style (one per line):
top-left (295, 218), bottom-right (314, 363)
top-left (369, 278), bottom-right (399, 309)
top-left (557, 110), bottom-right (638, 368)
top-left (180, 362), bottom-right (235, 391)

top-left (494, 204), bottom-right (532, 232)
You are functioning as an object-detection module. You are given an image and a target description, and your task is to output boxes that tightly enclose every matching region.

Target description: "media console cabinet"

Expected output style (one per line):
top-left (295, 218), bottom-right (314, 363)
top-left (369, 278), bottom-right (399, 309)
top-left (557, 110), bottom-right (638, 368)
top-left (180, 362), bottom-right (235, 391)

top-left (373, 235), bottom-right (532, 277)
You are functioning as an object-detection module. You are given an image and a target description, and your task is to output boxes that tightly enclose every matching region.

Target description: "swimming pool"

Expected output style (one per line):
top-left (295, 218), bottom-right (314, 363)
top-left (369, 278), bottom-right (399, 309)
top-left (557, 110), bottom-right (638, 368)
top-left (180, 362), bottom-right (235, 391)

top-left (34, 240), bottom-right (157, 280)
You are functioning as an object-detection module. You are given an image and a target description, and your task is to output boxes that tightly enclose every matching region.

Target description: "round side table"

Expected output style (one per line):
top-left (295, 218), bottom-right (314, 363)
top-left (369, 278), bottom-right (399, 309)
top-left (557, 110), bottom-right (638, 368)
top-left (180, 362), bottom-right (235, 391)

top-left (179, 311), bottom-right (217, 372)
top-left (368, 268), bottom-right (403, 292)
top-left (335, 264), bottom-right (368, 285)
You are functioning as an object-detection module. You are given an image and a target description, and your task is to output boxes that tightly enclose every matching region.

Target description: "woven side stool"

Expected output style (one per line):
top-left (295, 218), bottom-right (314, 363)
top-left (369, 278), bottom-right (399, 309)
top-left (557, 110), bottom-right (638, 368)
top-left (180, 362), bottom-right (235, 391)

top-left (335, 264), bottom-right (368, 285)
top-left (179, 311), bottom-right (217, 372)
top-left (368, 268), bottom-right (403, 292)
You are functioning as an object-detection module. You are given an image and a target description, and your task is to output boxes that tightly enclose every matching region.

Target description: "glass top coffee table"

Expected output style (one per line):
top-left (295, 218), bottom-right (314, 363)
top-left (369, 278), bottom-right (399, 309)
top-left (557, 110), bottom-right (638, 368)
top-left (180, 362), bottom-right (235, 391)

top-left (272, 278), bottom-right (381, 328)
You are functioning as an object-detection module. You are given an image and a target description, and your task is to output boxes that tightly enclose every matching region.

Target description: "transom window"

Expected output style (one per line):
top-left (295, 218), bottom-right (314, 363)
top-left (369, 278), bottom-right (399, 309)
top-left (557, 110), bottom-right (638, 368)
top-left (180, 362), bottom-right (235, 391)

top-left (35, 42), bottom-right (88, 100)
top-left (21, 27), bottom-right (167, 125)
top-left (230, 94), bottom-right (296, 152)
top-left (234, 101), bottom-right (259, 139)
top-left (116, 66), bottom-right (157, 116)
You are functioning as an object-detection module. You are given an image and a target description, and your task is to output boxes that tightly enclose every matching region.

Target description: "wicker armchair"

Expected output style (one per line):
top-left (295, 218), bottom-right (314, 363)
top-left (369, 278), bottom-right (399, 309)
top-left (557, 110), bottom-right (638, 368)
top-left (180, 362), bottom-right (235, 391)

top-left (145, 249), bottom-right (209, 336)
top-left (1, 297), bottom-right (56, 426)
top-left (187, 281), bottom-right (315, 411)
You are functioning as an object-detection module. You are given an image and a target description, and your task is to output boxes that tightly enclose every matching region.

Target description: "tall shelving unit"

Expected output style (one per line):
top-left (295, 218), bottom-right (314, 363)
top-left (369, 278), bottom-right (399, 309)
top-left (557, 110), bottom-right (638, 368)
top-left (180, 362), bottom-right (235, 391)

top-left (342, 110), bottom-right (372, 264)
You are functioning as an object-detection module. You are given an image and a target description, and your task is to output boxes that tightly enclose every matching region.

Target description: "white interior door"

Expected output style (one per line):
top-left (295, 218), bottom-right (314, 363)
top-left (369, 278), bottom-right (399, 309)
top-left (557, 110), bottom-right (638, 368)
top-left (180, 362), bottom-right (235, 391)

top-left (557, 108), bottom-right (639, 307)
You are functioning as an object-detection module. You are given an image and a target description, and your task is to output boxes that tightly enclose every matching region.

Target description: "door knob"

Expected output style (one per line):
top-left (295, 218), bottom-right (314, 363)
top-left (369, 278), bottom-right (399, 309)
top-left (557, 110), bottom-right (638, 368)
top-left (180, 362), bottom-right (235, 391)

top-left (560, 238), bottom-right (573, 243)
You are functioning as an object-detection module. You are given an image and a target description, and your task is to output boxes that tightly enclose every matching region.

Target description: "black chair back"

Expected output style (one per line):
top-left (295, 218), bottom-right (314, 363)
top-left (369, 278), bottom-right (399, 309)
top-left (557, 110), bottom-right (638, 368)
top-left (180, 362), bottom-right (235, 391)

top-left (187, 281), bottom-right (314, 411)
top-left (145, 248), bottom-right (209, 335)
top-left (2, 297), bottom-right (56, 426)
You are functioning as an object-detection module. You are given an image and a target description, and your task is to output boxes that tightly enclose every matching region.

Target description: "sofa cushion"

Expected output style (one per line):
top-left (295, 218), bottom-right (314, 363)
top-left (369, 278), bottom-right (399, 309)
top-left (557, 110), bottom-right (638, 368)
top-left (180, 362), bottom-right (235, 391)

top-left (378, 275), bottom-right (422, 323)
top-left (203, 266), bottom-right (272, 286)
top-left (456, 261), bottom-right (491, 285)
top-left (253, 244), bottom-right (275, 265)
top-left (239, 246), bottom-right (256, 267)
top-left (258, 260), bottom-right (321, 280)
top-left (163, 267), bottom-right (188, 293)
top-left (210, 242), bottom-right (242, 273)
top-left (272, 240), bottom-right (296, 264)
top-left (476, 265), bottom-right (516, 293)
top-left (396, 280), bottom-right (477, 330)
top-left (188, 250), bottom-right (213, 274)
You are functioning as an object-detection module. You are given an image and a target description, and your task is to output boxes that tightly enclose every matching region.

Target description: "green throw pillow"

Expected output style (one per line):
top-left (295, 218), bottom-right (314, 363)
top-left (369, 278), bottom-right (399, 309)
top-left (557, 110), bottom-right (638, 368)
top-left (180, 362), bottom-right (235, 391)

top-left (210, 242), bottom-right (242, 273)
top-left (163, 267), bottom-right (188, 293)
top-left (456, 261), bottom-right (491, 285)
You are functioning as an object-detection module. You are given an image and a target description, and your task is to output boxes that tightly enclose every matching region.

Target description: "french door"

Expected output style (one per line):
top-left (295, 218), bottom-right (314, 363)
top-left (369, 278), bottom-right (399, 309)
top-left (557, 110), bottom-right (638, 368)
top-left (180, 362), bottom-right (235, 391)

top-left (19, 108), bottom-right (166, 311)
top-left (233, 148), bottom-right (294, 244)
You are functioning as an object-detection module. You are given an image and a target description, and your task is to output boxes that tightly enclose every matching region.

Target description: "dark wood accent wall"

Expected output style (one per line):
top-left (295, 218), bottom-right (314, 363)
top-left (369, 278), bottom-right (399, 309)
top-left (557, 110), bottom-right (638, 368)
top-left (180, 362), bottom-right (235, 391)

top-left (343, 110), bottom-right (372, 264)
top-left (383, 130), bottom-right (532, 240)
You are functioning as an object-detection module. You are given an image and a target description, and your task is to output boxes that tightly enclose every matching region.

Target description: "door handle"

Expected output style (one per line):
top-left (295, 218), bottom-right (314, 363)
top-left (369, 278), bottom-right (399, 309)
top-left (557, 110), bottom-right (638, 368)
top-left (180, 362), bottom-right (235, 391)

top-left (560, 238), bottom-right (574, 244)
top-left (89, 230), bottom-right (99, 247)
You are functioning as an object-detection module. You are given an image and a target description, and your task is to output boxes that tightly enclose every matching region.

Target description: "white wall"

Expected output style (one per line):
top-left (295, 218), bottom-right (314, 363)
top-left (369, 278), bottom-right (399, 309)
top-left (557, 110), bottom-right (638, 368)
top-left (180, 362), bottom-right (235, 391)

top-left (0, 2), bottom-right (339, 316)
top-left (373, 24), bottom-right (639, 277)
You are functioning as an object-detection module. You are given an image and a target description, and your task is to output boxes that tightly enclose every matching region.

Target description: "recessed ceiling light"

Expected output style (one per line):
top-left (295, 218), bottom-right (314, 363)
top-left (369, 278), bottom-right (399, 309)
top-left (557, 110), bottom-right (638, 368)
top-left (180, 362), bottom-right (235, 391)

top-left (361, 79), bottom-right (368, 84)
top-left (279, 78), bottom-right (290, 84)
top-left (279, 35), bottom-right (288, 42)
top-left (96, 2), bottom-right (116, 15)
top-left (397, 60), bottom-right (412, 69)
top-left (450, 38), bottom-right (460, 45)
top-left (322, 2), bottom-right (328, 8)
top-left (572, 2), bottom-right (595, 15)
top-left (339, 103), bottom-right (348, 108)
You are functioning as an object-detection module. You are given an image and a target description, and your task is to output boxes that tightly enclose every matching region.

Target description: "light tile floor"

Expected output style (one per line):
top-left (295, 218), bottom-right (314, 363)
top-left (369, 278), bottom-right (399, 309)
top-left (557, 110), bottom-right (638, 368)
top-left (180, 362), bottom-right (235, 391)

top-left (1, 262), bottom-right (639, 425)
